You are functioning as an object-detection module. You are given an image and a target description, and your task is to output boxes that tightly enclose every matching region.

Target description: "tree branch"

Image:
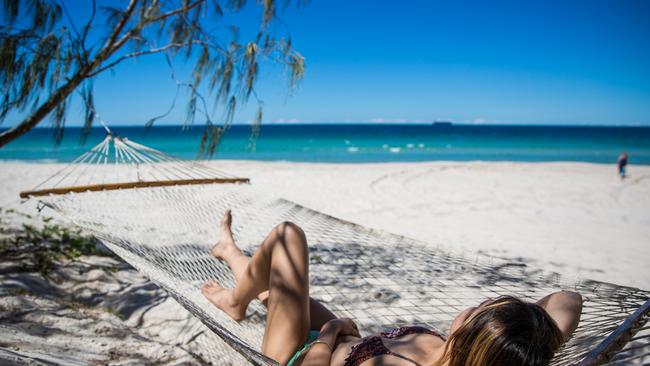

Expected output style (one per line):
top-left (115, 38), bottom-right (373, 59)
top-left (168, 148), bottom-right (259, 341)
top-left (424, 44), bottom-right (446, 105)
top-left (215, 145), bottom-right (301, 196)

top-left (0, 0), bottom-right (140, 147)
top-left (87, 41), bottom-right (203, 77)
top-left (60, 1), bottom-right (83, 42)
top-left (144, 0), bottom-right (205, 24)
top-left (0, 0), bottom-right (299, 152)
top-left (91, 0), bottom-right (138, 66)
top-left (81, 0), bottom-right (97, 50)
top-left (0, 73), bottom-right (87, 148)
top-left (97, 0), bottom-right (206, 77)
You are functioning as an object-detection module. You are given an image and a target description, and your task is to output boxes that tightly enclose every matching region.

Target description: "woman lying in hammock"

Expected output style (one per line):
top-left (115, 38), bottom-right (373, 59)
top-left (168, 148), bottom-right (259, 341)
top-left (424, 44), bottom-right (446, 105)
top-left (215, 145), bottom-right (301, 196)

top-left (202, 210), bottom-right (583, 366)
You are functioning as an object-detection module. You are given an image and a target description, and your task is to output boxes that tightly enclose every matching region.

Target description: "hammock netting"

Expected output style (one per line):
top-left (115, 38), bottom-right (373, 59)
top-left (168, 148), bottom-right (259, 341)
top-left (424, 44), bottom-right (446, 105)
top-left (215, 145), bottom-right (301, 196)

top-left (22, 136), bottom-right (650, 365)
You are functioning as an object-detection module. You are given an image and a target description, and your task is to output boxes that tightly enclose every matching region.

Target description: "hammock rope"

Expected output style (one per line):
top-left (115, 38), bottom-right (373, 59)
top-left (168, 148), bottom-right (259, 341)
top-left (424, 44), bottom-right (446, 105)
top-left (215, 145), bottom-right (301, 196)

top-left (21, 136), bottom-right (650, 366)
top-left (19, 134), bottom-right (249, 198)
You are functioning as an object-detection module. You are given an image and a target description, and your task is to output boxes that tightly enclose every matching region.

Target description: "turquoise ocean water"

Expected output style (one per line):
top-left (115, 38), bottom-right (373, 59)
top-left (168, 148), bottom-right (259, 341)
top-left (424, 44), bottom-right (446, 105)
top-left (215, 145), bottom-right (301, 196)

top-left (1, 124), bottom-right (649, 164)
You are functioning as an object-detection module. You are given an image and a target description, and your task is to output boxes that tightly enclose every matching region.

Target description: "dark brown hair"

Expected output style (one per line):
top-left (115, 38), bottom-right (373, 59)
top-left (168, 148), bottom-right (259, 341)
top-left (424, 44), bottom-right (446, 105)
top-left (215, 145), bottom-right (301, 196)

top-left (437, 296), bottom-right (564, 366)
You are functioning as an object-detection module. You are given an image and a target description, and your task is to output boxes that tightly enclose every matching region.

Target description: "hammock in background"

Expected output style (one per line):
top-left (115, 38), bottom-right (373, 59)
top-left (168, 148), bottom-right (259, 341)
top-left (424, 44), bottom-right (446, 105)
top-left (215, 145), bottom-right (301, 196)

top-left (20, 133), bottom-right (650, 365)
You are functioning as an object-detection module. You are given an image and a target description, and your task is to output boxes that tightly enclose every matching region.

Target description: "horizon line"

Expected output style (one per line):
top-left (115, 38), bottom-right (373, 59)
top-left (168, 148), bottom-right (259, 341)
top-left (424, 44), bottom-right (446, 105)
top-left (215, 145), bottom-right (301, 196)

top-left (6, 121), bottom-right (650, 129)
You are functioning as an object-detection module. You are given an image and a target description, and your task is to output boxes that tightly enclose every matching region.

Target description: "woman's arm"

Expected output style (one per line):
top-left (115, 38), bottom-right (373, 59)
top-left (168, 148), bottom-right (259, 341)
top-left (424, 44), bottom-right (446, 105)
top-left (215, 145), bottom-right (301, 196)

top-left (536, 290), bottom-right (583, 341)
top-left (298, 318), bottom-right (359, 366)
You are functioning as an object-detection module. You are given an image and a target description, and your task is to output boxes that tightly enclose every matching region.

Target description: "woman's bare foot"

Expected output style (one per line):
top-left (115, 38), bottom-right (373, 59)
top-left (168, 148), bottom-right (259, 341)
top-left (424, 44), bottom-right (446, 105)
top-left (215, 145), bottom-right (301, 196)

top-left (211, 210), bottom-right (240, 260)
top-left (201, 281), bottom-right (247, 322)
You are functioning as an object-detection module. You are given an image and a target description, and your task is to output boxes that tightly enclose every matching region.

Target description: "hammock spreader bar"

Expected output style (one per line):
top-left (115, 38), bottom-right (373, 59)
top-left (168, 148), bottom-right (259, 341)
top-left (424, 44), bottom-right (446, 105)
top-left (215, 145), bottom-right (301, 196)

top-left (19, 177), bottom-right (250, 198)
top-left (577, 298), bottom-right (650, 365)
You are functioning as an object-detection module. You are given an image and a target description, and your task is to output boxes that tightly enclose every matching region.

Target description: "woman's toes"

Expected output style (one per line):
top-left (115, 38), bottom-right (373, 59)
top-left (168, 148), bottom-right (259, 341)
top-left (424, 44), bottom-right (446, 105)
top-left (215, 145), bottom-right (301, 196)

top-left (221, 210), bottom-right (232, 228)
top-left (201, 281), bottom-right (245, 322)
top-left (201, 281), bottom-right (218, 294)
top-left (210, 243), bottom-right (224, 258)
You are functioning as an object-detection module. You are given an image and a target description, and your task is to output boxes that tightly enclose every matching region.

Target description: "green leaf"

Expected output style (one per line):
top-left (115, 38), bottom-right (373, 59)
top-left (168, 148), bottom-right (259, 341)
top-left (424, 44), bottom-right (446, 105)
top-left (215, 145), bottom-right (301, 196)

top-left (261, 0), bottom-right (276, 27)
top-left (248, 104), bottom-right (262, 151)
top-left (185, 90), bottom-right (197, 125)
top-left (80, 82), bottom-right (95, 145)
top-left (100, 5), bottom-right (126, 30)
top-left (287, 52), bottom-right (305, 90)
top-left (227, 0), bottom-right (247, 11)
top-left (212, 0), bottom-right (224, 17)
top-left (224, 95), bottom-right (236, 125)
top-left (2, 0), bottom-right (19, 23)
top-left (51, 97), bottom-right (67, 145)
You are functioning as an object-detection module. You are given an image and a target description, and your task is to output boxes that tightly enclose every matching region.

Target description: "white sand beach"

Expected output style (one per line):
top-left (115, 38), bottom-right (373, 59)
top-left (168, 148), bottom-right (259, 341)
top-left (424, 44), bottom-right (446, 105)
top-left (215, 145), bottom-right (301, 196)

top-left (1, 160), bottom-right (649, 364)
top-left (1, 160), bottom-right (648, 288)
top-left (226, 161), bottom-right (650, 290)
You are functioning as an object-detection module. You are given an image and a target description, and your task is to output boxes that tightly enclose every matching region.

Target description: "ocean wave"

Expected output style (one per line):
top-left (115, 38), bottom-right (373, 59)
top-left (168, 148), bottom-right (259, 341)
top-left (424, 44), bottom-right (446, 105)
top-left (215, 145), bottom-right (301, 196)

top-left (0, 158), bottom-right (60, 163)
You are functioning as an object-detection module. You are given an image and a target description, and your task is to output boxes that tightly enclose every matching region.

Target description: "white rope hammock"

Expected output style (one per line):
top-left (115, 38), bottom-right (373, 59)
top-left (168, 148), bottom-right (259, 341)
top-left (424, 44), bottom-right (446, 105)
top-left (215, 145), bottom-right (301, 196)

top-left (21, 134), bottom-right (650, 365)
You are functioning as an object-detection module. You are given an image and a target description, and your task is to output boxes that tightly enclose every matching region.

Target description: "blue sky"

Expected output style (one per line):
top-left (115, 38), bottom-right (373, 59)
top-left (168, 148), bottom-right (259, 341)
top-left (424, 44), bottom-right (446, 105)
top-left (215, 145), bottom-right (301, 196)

top-left (5, 0), bottom-right (650, 126)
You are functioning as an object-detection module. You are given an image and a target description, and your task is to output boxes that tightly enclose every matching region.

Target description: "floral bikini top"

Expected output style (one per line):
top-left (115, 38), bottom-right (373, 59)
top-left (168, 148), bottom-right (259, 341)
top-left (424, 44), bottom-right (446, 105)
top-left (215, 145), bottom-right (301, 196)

top-left (343, 326), bottom-right (445, 366)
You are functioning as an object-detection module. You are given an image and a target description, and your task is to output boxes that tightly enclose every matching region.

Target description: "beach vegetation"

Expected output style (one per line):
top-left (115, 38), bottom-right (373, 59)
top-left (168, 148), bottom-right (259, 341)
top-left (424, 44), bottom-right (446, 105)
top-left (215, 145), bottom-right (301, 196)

top-left (0, 0), bottom-right (306, 156)
top-left (0, 213), bottom-right (117, 275)
top-left (310, 254), bottom-right (325, 264)
top-left (8, 287), bottom-right (30, 296)
top-left (102, 305), bottom-right (126, 320)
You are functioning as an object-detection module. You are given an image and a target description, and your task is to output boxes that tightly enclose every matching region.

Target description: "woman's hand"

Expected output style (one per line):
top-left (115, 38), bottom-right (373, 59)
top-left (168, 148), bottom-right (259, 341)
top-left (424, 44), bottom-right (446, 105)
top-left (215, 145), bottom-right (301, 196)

top-left (299, 318), bottom-right (359, 365)
top-left (321, 318), bottom-right (360, 337)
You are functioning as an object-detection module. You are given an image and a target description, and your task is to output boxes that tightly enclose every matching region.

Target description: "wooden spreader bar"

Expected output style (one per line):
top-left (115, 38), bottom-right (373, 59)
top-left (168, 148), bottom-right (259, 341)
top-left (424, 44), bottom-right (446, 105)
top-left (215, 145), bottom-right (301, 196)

top-left (19, 177), bottom-right (251, 198)
top-left (577, 298), bottom-right (650, 365)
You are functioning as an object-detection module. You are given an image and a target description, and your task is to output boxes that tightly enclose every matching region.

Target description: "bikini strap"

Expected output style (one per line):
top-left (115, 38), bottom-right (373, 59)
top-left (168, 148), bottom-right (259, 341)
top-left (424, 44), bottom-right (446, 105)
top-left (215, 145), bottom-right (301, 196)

top-left (381, 325), bottom-right (444, 339)
top-left (386, 350), bottom-right (421, 366)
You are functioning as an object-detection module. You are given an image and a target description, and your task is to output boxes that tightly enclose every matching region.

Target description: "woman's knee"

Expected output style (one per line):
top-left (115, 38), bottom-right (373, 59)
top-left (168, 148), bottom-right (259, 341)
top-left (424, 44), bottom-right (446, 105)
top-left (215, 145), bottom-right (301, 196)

top-left (275, 221), bottom-right (304, 235)
top-left (275, 221), bottom-right (307, 248)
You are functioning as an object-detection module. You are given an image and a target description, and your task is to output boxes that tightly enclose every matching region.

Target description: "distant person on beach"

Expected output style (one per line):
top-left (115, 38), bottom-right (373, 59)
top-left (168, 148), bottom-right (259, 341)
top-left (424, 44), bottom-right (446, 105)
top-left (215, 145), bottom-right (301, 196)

top-left (201, 210), bottom-right (583, 366)
top-left (617, 152), bottom-right (628, 179)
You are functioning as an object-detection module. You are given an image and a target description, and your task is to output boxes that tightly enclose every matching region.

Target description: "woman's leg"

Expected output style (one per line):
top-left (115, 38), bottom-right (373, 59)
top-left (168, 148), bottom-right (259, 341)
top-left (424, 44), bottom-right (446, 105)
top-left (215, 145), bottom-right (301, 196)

top-left (208, 211), bottom-right (337, 329)
top-left (201, 213), bottom-right (316, 363)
